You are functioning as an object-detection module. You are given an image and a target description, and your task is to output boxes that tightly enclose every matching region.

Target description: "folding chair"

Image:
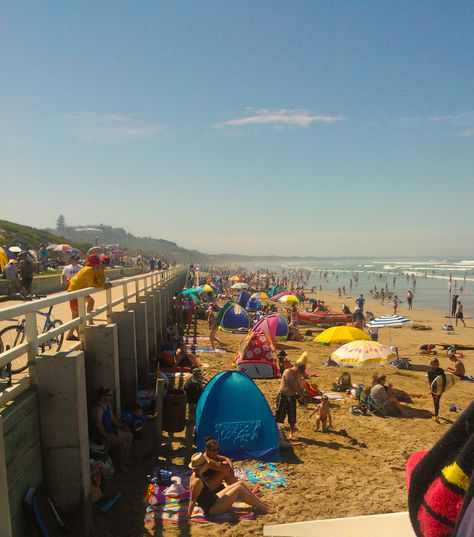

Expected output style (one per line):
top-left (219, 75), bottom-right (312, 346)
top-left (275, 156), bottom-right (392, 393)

top-left (367, 396), bottom-right (388, 416)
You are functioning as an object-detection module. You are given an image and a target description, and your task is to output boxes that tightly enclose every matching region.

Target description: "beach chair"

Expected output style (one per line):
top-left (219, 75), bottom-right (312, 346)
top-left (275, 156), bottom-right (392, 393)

top-left (367, 396), bottom-right (387, 417)
top-left (442, 324), bottom-right (455, 335)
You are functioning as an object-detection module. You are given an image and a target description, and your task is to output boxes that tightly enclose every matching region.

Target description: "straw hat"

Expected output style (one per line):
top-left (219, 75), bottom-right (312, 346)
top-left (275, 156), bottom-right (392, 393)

top-left (188, 452), bottom-right (208, 470)
top-left (296, 351), bottom-right (308, 365)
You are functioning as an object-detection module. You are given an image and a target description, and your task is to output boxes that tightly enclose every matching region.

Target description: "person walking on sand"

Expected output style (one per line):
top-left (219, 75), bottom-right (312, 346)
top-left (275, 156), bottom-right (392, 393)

top-left (309, 394), bottom-right (333, 432)
top-left (274, 362), bottom-right (305, 439)
top-left (451, 294), bottom-right (459, 317)
top-left (455, 302), bottom-right (466, 327)
top-left (427, 358), bottom-right (446, 423)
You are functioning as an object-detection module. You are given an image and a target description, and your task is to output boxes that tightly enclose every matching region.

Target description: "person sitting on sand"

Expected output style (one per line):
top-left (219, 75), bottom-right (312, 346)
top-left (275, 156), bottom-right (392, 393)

top-left (187, 452), bottom-right (273, 518)
top-left (202, 437), bottom-right (238, 491)
top-left (287, 323), bottom-right (304, 341)
top-left (309, 394), bottom-right (333, 432)
top-left (447, 353), bottom-right (466, 377)
top-left (419, 344), bottom-right (437, 355)
top-left (174, 342), bottom-right (199, 368)
top-left (370, 375), bottom-right (405, 416)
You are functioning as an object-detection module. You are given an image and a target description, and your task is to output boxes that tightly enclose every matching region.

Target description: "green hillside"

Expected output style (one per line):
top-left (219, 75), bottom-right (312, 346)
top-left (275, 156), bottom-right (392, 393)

top-left (0, 220), bottom-right (87, 252)
top-left (43, 221), bottom-right (210, 263)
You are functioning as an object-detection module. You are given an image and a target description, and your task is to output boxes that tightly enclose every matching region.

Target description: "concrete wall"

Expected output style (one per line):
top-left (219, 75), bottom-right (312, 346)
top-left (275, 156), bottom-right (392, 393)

top-left (0, 390), bottom-right (42, 537)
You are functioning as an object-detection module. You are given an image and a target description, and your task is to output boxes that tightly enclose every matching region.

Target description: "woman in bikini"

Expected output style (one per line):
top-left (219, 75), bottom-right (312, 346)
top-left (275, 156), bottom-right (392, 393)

top-left (187, 452), bottom-right (273, 518)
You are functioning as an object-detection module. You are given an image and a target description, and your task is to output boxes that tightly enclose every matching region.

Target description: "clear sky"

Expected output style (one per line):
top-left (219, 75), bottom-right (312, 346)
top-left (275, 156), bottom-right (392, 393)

top-left (1, 1), bottom-right (473, 257)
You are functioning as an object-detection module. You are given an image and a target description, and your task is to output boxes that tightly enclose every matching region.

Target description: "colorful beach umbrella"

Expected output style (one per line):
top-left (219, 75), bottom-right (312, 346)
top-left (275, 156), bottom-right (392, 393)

top-left (251, 292), bottom-right (269, 300)
top-left (331, 340), bottom-right (396, 367)
top-left (53, 244), bottom-right (73, 252)
top-left (314, 326), bottom-right (370, 344)
top-left (229, 275), bottom-right (241, 282)
top-left (278, 295), bottom-right (301, 303)
top-left (272, 290), bottom-right (305, 302)
top-left (181, 287), bottom-right (201, 295)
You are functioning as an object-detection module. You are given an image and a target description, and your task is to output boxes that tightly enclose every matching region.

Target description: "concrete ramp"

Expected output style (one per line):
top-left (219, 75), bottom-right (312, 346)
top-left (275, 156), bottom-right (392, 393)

top-left (263, 511), bottom-right (415, 537)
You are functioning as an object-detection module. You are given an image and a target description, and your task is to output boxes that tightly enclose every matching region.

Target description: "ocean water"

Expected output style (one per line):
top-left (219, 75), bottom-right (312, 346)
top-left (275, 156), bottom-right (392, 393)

top-left (282, 258), bottom-right (474, 316)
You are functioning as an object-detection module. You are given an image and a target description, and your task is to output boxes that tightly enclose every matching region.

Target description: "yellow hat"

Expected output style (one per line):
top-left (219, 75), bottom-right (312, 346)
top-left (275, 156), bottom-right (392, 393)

top-left (296, 351), bottom-right (308, 365)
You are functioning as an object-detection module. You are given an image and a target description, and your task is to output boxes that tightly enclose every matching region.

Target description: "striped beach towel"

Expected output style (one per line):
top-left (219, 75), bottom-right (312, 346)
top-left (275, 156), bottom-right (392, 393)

top-left (144, 496), bottom-right (255, 527)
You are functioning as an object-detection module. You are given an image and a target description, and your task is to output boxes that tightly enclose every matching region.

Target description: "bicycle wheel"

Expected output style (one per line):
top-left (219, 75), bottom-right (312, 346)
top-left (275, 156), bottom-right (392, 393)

top-left (0, 325), bottom-right (27, 374)
top-left (40, 320), bottom-right (64, 353)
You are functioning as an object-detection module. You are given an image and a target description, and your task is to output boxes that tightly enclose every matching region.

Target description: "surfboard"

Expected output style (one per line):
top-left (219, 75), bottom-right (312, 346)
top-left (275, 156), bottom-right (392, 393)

top-left (431, 373), bottom-right (458, 395)
top-left (437, 343), bottom-right (474, 350)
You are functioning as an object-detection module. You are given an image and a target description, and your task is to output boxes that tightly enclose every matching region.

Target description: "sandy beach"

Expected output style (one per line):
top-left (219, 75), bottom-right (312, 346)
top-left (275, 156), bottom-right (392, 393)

top-left (89, 289), bottom-right (474, 537)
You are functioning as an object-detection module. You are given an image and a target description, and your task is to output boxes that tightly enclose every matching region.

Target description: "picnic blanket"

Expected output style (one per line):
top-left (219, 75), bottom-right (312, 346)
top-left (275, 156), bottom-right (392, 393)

top-left (246, 463), bottom-right (287, 489)
top-left (144, 484), bottom-right (255, 527)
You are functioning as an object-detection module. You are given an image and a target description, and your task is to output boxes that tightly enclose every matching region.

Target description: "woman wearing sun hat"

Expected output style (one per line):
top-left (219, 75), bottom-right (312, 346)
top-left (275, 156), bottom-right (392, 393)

top-left (187, 452), bottom-right (273, 518)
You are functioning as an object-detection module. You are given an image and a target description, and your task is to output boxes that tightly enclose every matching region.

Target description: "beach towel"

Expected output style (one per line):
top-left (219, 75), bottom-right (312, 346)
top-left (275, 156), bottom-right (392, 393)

top-left (144, 491), bottom-right (255, 528)
top-left (188, 346), bottom-right (226, 353)
top-left (246, 463), bottom-right (287, 489)
top-left (461, 375), bottom-right (474, 382)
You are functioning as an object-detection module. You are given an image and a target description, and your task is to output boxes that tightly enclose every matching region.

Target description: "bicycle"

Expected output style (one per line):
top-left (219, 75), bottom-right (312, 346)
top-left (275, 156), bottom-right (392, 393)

top-left (0, 306), bottom-right (64, 374)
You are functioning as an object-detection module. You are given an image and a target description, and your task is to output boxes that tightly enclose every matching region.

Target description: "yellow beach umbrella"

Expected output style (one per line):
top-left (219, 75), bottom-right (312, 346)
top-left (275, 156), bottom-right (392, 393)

top-left (200, 284), bottom-right (214, 293)
top-left (229, 275), bottom-right (241, 282)
top-left (314, 326), bottom-right (370, 344)
top-left (331, 340), bottom-right (395, 367)
top-left (278, 295), bottom-right (300, 303)
top-left (0, 247), bottom-right (8, 270)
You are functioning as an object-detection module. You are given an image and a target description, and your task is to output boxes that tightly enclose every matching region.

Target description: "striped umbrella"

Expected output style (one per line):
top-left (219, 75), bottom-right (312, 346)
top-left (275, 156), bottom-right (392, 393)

top-left (332, 340), bottom-right (396, 367)
top-left (366, 315), bottom-right (411, 327)
top-left (366, 315), bottom-right (411, 345)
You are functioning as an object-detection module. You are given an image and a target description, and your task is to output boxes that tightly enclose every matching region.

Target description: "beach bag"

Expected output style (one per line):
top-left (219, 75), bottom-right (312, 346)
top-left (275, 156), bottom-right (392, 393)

top-left (101, 456), bottom-right (115, 480)
top-left (147, 467), bottom-right (173, 486)
top-left (406, 401), bottom-right (474, 536)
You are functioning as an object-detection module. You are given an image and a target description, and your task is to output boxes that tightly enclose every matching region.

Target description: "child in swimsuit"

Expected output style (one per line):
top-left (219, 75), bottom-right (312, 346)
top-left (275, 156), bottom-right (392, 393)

top-left (309, 394), bottom-right (333, 432)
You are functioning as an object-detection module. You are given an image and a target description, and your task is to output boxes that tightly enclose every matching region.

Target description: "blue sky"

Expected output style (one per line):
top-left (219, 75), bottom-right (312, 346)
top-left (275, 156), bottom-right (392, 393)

top-left (1, 1), bottom-right (473, 257)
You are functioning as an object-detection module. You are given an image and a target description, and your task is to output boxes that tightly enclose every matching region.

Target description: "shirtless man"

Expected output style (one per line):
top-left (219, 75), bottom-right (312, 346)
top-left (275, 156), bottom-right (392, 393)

top-left (447, 354), bottom-right (466, 377)
top-left (274, 362), bottom-right (305, 439)
top-left (309, 394), bottom-right (333, 432)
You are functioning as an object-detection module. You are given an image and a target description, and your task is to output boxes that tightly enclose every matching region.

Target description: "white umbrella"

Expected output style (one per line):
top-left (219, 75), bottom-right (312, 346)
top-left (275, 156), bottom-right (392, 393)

top-left (8, 246), bottom-right (22, 253)
top-left (332, 340), bottom-right (396, 367)
top-left (231, 282), bottom-right (249, 290)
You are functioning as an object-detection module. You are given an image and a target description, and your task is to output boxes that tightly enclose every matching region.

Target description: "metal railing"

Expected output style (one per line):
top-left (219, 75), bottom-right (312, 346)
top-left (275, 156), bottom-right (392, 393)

top-left (0, 266), bottom-right (186, 407)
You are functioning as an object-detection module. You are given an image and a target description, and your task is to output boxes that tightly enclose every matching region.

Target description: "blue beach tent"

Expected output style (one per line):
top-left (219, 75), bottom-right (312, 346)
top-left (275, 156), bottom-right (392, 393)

top-left (217, 302), bottom-right (250, 332)
top-left (246, 297), bottom-right (262, 312)
top-left (195, 370), bottom-right (280, 462)
top-left (237, 291), bottom-right (251, 308)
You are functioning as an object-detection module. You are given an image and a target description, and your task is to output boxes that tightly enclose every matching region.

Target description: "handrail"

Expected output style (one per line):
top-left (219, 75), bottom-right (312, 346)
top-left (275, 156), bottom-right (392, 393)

top-left (0, 266), bottom-right (186, 407)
